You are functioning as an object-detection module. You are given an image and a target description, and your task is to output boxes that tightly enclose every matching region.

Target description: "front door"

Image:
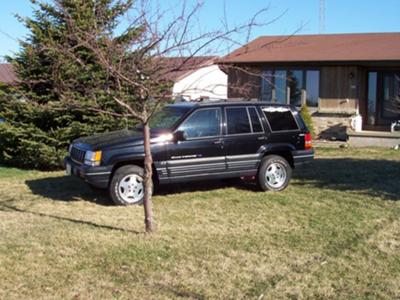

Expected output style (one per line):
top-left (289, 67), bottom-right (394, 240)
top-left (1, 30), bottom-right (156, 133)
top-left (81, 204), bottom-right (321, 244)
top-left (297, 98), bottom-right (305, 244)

top-left (366, 71), bottom-right (400, 129)
top-left (166, 107), bottom-right (225, 181)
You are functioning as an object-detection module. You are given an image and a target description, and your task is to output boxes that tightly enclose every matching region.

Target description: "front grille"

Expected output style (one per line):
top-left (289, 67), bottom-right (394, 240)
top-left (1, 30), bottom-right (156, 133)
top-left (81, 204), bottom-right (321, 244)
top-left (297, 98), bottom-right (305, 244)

top-left (70, 146), bottom-right (86, 164)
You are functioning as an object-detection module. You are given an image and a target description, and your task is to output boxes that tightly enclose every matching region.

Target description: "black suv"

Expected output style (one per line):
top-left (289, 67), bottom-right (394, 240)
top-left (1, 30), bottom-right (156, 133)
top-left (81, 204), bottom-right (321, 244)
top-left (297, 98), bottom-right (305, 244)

top-left (64, 101), bottom-right (314, 205)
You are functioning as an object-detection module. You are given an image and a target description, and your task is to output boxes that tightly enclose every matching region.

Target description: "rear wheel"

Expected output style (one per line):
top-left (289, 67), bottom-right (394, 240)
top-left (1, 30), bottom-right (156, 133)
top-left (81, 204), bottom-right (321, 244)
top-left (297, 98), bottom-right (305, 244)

top-left (258, 155), bottom-right (292, 191)
top-left (109, 165), bottom-right (151, 205)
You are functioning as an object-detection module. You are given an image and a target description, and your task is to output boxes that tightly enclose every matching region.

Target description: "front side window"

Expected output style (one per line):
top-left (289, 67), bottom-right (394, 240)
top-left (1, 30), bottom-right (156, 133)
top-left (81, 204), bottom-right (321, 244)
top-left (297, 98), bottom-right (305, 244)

top-left (226, 107), bottom-right (251, 134)
top-left (178, 108), bottom-right (221, 138)
top-left (262, 107), bottom-right (298, 131)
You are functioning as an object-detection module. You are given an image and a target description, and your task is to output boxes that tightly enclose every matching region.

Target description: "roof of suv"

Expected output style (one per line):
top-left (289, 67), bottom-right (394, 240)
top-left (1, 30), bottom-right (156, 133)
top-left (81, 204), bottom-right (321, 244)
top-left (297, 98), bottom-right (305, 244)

top-left (170, 100), bottom-right (294, 109)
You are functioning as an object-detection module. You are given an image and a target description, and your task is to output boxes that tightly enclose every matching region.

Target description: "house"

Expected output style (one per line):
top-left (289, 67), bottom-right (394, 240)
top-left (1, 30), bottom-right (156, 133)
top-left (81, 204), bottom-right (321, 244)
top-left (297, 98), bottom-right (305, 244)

top-left (218, 32), bottom-right (400, 146)
top-left (0, 64), bottom-right (17, 85)
top-left (0, 58), bottom-right (228, 102)
top-left (159, 56), bottom-right (227, 101)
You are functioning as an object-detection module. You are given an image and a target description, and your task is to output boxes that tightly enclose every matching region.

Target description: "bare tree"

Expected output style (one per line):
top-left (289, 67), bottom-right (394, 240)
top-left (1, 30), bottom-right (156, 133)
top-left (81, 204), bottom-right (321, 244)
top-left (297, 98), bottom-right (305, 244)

top-left (37, 0), bottom-right (279, 233)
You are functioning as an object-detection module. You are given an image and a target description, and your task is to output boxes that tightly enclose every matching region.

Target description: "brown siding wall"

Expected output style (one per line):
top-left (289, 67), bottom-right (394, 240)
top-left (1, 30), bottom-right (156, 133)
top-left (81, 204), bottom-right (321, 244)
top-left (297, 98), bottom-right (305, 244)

top-left (225, 64), bottom-right (370, 140)
top-left (319, 66), bottom-right (359, 113)
top-left (227, 67), bottom-right (261, 99)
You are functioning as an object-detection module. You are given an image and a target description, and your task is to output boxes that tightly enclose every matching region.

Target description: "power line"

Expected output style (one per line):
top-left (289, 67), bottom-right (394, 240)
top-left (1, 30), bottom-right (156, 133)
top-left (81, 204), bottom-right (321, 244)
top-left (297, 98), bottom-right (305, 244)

top-left (0, 28), bottom-right (19, 42)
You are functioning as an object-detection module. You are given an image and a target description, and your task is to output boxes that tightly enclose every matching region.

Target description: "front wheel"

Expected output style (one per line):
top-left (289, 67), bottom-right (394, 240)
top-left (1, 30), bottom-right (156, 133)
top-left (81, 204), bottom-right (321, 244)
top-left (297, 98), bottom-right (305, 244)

top-left (109, 165), bottom-right (151, 205)
top-left (258, 155), bottom-right (292, 191)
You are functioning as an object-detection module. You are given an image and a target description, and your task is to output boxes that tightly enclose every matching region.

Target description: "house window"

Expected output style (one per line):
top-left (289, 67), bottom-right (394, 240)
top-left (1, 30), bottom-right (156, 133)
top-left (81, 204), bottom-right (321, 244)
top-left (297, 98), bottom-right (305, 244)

top-left (260, 69), bottom-right (320, 107)
top-left (275, 70), bottom-right (287, 104)
top-left (367, 72), bottom-right (377, 125)
top-left (306, 70), bottom-right (320, 107)
top-left (261, 70), bottom-right (273, 102)
top-left (382, 72), bottom-right (400, 120)
top-left (288, 70), bottom-right (303, 106)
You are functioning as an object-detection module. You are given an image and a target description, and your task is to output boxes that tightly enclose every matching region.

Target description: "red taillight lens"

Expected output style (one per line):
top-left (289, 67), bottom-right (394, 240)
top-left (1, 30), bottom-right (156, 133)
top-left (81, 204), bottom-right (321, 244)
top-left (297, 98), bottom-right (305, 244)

top-left (305, 133), bottom-right (312, 150)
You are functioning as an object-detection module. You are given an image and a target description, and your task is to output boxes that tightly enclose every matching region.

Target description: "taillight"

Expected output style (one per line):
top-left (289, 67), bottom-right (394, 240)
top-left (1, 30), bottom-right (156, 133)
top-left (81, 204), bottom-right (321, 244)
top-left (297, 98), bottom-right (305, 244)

top-left (305, 133), bottom-right (312, 150)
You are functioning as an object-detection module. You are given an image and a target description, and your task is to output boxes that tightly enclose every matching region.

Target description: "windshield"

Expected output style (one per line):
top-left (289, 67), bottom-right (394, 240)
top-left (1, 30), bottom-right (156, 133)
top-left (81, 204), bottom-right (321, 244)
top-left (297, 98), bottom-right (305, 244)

top-left (148, 106), bottom-right (190, 130)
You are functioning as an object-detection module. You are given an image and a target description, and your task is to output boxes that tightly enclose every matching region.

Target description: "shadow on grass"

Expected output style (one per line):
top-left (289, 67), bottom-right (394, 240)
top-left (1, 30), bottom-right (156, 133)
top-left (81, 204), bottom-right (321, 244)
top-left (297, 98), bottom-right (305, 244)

top-left (294, 158), bottom-right (400, 201)
top-left (0, 203), bottom-right (140, 234)
top-left (158, 158), bottom-right (400, 201)
top-left (25, 158), bottom-right (400, 203)
top-left (155, 284), bottom-right (205, 300)
top-left (157, 178), bottom-right (258, 195)
top-left (26, 174), bottom-right (256, 202)
top-left (26, 175), bottom-right (112, 206)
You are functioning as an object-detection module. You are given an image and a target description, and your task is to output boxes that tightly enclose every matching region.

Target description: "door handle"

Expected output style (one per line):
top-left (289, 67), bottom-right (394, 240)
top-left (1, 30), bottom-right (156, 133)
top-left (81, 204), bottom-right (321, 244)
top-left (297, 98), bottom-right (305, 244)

top-left (257, 136), bottom-right (267, 140)
top-left (213, 139), bottom-right (223, 145)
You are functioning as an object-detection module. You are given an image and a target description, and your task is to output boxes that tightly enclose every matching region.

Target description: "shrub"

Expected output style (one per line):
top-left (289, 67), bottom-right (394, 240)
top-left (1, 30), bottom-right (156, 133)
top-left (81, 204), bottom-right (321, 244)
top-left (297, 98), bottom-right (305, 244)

top-left (0, 95), bottom-right (130, 170)
top-left (0, 1), bottom-right (133, 170)
top-left (300, 104), bottom-right (315, 138)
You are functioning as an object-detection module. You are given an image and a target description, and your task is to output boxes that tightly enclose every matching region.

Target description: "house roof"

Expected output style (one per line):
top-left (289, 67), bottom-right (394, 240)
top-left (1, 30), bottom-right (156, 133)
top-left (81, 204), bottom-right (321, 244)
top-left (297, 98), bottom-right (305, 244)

top-left (0, 58), bottom-right (219, 85)
top-left (0, 64), bottom-right (17, 84)
top-left (158, 56), bottom-right (217, 82)
top-left (219, 32), bottom-right (400, 64)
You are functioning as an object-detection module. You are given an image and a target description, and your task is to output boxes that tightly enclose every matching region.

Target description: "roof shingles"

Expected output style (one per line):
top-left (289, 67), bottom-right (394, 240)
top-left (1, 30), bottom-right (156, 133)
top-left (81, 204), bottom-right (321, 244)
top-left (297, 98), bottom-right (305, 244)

top-left (220, 32), bottom-right (400, 63)
top-left (0, 64), bottom-right (17, 84)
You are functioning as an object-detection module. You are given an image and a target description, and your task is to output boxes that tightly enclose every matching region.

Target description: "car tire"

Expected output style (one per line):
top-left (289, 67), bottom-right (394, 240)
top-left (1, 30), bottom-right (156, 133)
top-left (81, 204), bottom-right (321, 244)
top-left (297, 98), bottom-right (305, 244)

top-left (258, 155), bottom-right (292, 191)
top-left (109, 165), bottom-right (152, 206)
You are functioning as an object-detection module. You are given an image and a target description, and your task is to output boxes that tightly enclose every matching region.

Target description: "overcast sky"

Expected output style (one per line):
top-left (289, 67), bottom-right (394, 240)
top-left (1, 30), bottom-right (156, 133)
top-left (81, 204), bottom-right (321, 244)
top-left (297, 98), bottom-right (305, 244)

top-left (1, 0), bottom-right (399, 61)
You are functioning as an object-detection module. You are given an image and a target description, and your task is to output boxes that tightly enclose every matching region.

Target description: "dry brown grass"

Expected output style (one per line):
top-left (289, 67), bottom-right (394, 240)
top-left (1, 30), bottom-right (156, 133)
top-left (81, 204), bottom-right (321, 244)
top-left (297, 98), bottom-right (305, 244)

top-left (0, 147), bottom-right (399, 299)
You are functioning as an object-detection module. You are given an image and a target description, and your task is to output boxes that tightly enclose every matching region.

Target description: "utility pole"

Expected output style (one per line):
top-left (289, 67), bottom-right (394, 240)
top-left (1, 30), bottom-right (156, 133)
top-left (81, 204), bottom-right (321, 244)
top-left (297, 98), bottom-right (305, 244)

top-left (319, 0), bottom-right (326, 34)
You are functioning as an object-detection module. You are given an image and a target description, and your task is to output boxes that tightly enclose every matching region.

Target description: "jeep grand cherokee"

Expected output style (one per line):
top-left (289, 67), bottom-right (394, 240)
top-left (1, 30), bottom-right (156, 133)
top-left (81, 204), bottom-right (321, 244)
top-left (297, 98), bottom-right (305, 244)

top-left (64, 101), bottom-right (314, 205)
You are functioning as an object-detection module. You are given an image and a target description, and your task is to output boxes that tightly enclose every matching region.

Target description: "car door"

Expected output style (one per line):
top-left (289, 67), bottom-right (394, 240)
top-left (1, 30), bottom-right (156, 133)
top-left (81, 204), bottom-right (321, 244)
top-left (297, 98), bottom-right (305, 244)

top-left (166, 107), bottom-right (226, 181)
top-left (223, 106), bottom-right (267, 174)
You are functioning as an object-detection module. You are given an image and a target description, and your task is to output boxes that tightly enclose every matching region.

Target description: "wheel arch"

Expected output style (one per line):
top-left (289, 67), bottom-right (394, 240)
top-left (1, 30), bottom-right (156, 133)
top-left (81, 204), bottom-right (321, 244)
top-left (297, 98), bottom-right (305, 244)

top-left (110, 159), bottom-right (159, 187)
top-left (259, 143), bottom-right (295, 168)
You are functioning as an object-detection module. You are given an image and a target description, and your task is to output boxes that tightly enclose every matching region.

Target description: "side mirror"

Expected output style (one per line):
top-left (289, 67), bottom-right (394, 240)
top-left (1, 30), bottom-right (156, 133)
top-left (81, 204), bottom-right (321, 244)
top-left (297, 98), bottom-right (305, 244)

top-left (174, 130), bottom-right (187, 142)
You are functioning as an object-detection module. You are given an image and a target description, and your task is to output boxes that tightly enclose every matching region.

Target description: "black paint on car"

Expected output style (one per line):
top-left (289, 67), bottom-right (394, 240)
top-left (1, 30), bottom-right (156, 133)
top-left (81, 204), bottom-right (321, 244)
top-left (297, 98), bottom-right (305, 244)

top-left (64, 101), bottom-right (314, 205)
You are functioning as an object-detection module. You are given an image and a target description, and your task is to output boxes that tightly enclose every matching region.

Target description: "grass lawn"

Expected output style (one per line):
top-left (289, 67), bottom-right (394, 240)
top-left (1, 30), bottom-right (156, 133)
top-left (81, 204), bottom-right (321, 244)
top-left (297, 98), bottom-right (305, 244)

top-left (0, 147), bottom-right (399, 299)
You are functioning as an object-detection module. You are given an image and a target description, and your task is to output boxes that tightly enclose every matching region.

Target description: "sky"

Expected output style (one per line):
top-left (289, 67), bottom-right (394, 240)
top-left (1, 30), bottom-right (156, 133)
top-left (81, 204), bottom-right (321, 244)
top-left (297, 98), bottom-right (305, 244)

top-left (0, 0), bottom-right (399, 61)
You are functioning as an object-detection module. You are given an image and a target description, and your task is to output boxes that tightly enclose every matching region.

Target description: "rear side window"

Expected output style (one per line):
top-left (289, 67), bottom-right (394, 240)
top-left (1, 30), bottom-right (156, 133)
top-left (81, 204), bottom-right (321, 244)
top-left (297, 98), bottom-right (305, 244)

top-left (262, 107), bottom-right (299, 131)
top-left (248, 107), bottom-right (263, 133)
top-left (226, 107), bottom-right (251, 134)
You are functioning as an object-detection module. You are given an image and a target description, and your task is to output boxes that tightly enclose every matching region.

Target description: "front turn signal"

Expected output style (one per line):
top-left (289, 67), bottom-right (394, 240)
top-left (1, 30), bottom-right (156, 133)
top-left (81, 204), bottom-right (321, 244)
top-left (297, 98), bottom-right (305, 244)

top-left (84, 150), bottom-right (102, 166)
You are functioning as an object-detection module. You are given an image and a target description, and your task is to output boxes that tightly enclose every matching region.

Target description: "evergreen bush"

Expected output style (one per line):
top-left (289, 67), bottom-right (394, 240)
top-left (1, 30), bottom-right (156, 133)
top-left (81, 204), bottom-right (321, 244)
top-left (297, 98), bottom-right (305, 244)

top-left (300, 104), bottom-right (315, 138)
top-left (0, 1), bottom-right (133, 170)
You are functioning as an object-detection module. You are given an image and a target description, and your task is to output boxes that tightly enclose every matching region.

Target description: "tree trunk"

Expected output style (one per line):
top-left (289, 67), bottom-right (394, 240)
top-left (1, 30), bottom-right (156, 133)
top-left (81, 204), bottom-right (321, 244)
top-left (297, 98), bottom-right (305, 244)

top-left (143, 122), bottom-right (154, 233)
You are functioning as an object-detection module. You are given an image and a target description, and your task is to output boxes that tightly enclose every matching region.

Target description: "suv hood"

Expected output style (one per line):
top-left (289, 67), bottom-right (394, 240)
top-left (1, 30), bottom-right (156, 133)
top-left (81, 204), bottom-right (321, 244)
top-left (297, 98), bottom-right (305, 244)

top-left (74, 129), bottom-right (169, 150)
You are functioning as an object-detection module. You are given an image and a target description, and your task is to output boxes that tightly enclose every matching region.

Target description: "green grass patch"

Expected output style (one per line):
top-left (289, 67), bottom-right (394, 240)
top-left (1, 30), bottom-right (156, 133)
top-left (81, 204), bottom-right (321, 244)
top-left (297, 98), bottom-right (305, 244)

top-left (0, 166), bottom-right (31, 178)
top-left (0, 148), bottom-right (399, 299)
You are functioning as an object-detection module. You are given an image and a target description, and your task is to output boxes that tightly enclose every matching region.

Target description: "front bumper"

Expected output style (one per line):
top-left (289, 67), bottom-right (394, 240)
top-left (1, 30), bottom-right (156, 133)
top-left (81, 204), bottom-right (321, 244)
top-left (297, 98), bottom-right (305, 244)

top-left (64, 156), bottom-right (112, 189)
top-left (292, 149), bottom-right (315, 166)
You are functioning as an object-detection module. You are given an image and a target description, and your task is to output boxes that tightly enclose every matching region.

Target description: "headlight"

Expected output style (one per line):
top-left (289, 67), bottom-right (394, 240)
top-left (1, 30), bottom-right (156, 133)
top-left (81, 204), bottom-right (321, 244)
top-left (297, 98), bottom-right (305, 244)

top-left (151, 133), bottom-right (173, 144)
top-left (84, 150), bottom-right (102, 166)
top-left (68, 144), bottom-right (73, 153)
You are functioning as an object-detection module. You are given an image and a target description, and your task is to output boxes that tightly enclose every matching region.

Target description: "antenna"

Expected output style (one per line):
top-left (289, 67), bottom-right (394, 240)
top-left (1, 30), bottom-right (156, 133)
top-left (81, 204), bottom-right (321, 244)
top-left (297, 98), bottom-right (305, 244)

top-left (319, 0), bottom-right (326, 33)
